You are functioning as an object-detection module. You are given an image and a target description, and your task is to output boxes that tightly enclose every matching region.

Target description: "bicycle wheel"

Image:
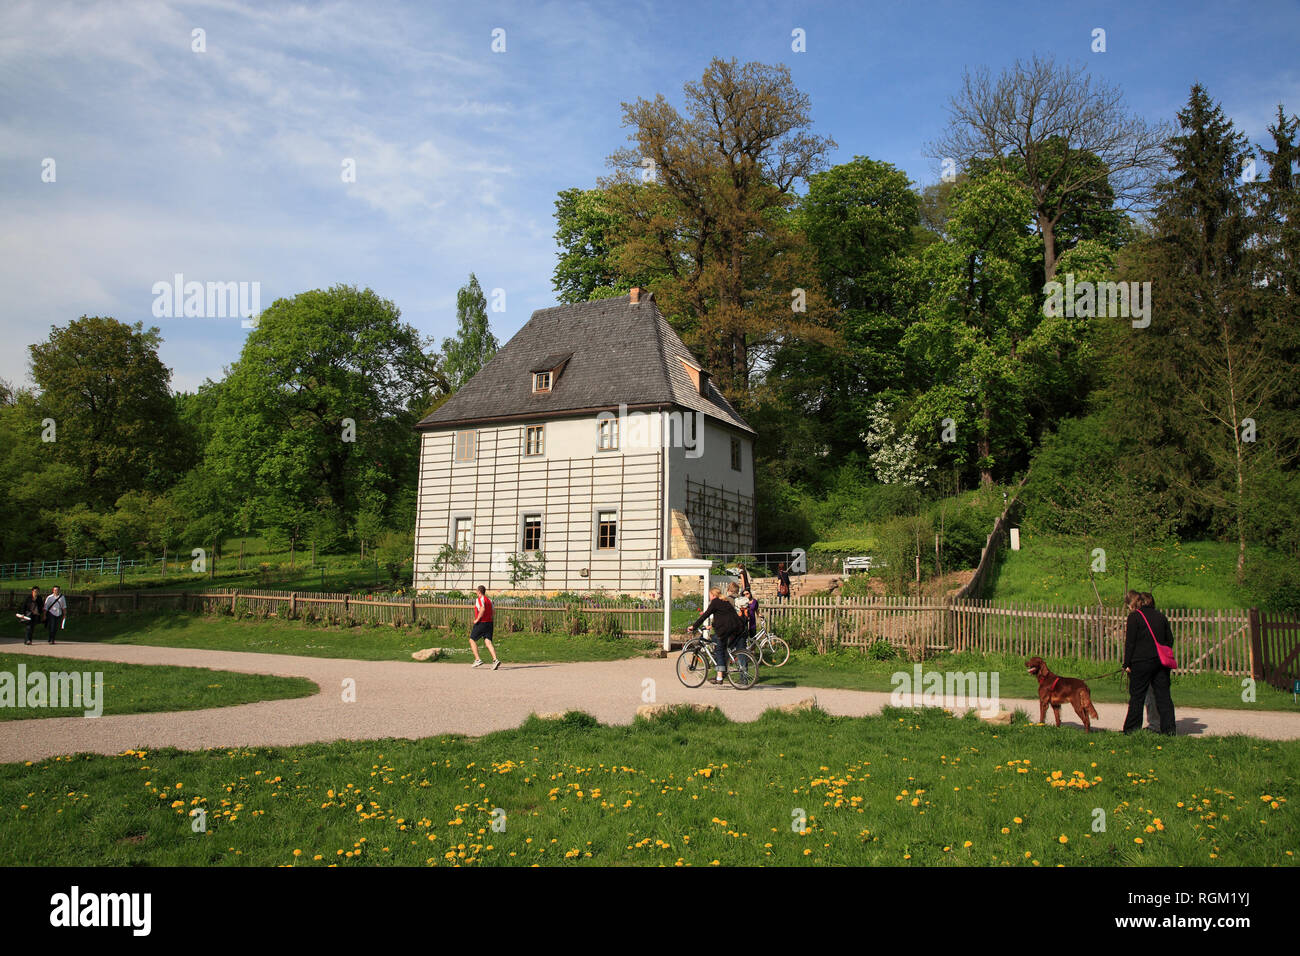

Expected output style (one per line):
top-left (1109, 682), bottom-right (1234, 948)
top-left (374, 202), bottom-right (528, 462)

top-left (761, 637), bottom-right (791, 668)
top-left (676, 648), bottom-right (709, 688)
top-left (727, 651), bottom-right (758, 690)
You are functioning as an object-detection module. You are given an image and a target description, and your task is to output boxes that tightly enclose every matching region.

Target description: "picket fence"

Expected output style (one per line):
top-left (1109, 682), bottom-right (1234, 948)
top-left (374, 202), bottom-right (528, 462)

top-left (0, 587), bottom-right (1274, 677)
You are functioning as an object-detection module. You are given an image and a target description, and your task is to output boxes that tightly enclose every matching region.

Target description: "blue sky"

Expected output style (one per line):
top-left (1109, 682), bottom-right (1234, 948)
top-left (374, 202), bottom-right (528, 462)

top-left (2, 0), bottom-right (1297, 392)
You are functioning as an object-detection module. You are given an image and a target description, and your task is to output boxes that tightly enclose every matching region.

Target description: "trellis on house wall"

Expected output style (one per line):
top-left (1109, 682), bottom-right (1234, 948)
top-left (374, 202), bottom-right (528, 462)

top-left (685, 478), bottom-right (755, 555)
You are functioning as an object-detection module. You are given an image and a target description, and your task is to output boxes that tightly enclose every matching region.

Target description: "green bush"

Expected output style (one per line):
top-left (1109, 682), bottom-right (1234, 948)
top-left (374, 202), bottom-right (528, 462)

top-left (867, 639), bottom-right (896, 661)
top-left (937, 507), bottom-right (990, 571)
top-left (839, 574), bottom-right (877, 599)
top-left (594, 612), bottom-right (624, 641)
top-left (1247, 549), bottom-right (1300, 615)
top-left (564, 607), bottom-right (589, 635)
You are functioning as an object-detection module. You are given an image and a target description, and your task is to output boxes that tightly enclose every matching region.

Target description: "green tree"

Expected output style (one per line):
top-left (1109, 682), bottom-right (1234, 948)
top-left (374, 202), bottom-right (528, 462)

top-left (930, 54), bottom-right (1165, 280)
top-left (897, 170), bottom-right (1044, 485)
top-left (208, 285), bottom-right (436, 554)
top-left (1102, 86), bottom-right (1298, 582)
top-left (441, 274), bottom-right (499, 391)
top-left (604, 58), bottom-right (837, 396)
top-left (28, 317), bottom-right (186, 509)
top-left (552, 188), bottom-right (637, 303)
top-left (765, 157), bottom-right (920, 466)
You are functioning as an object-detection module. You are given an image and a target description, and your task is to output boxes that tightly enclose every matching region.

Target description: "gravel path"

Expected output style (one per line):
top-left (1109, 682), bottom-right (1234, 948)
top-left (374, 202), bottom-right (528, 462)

top-left (3, 639), bottom-right (1299, 762)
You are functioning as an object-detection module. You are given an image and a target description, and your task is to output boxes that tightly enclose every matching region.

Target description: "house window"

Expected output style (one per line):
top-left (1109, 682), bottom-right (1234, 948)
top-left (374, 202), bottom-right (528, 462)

top-left (597, 510), bottom-right (617, 550)
top-left (525, 425), bottom-right (545, 456)
top-left (730, 437), bottom-right (742, 472)
top-left (453, 517), bottom-right (472, 551)
top-left (597, 417), bottom-right (619, 451)
top-left (533, 371), bottom-right (552, 393)
top-left (455, 430), bottom-right (477, 461)
top-left (522, 514), bottom-right (542, 552)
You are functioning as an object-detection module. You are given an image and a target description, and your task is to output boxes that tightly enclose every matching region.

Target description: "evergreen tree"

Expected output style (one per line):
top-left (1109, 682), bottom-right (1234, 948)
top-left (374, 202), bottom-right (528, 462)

top-left (1102, 85), bottom-right (1296, 582)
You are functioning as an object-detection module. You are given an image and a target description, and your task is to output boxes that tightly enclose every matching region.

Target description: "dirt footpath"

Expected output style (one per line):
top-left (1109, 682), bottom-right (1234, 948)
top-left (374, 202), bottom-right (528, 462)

top-left (2, 639), bottom-right (1298, 763)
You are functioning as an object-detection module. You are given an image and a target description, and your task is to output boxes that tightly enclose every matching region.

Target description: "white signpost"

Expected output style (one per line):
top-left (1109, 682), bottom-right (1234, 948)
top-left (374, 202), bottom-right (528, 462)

top-left (657, 558), bottom-right (713, 652)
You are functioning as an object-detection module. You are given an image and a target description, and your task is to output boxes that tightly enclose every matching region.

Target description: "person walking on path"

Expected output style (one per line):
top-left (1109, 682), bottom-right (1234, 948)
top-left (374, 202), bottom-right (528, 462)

top-left (469, 585), bottom-right (501, 670)
top-left (687, 585), bottom-right (743, 686)
top-left (1123, 590), bottom-right (1176, 734)
top-left (775, 563), bottom-right (792, 603)
top-left (19, 587), bottom-right (44, 645)
top-left (43, 585), bottom-right (66, 644)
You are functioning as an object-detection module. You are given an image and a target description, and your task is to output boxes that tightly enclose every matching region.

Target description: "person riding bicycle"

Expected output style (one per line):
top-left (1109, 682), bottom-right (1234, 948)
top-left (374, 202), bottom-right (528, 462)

top-left (686, 585), bottom-right (743, 686)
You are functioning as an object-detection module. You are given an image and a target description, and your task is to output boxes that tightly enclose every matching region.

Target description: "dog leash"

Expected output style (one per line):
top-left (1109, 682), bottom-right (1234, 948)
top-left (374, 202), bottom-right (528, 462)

top-left (1078, 668), bottom-right (1124, 680)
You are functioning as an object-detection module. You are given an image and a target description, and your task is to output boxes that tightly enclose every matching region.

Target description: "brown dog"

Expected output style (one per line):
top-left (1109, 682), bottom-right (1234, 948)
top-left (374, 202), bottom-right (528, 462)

top-left (1025, 657), bottom-right (1100, 732)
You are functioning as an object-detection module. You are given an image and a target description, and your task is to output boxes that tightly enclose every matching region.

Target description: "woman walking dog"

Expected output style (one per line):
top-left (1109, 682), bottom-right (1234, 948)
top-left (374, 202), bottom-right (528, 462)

top-left (1122, 590), bottom-right (1176, 734)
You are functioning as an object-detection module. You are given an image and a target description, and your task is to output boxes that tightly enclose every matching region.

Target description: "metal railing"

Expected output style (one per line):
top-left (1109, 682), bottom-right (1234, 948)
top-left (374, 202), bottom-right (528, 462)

top-left (700, 551), bottom-right (803, 574)
top-left (0, 556), bottom-right (160, 580)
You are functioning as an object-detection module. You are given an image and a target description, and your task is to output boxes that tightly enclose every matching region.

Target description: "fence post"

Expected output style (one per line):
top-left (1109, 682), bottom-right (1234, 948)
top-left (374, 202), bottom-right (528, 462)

top-left (411, 597), bottom-right (418, 623)
top-left (231, 590), bottom-right (237, 613)
top-left (133, 591), bottom-right (140, 611)
top-left (1248, 608), bottom-right (1263, 680)
top-left (290, 592), bottom-right (298, 617)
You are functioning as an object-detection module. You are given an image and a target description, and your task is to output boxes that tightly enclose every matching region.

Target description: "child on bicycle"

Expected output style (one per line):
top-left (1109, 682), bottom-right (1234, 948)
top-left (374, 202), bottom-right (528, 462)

top-left (686, 585), bottom-right (742, 685)
top-left (740, 589), bottom-right (759, 651)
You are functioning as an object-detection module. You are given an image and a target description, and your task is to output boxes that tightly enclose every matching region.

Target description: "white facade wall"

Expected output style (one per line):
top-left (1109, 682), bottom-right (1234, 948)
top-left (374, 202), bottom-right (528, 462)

top-left (414, 414), bottom-right (663, 594)
top-left (414, 409), bottom-right (755, 592)
top-left (669, 418), bottom-right (756, 555)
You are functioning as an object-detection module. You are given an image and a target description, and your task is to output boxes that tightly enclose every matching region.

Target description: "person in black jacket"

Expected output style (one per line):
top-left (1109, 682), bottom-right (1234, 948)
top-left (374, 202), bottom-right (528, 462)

top-left (687, 586), bottom-right (742, 685)
top-left (20, 587), bottom-right (44, 645)
top-left (1122, 591), bottom-right (1176, 734)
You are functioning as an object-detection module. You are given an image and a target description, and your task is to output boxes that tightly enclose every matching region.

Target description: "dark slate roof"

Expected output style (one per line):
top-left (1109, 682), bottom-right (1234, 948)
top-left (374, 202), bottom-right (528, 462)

top-left (417, 293), bottom-right (755, 434)
top-left (528, 352), bottom-right (573, 373)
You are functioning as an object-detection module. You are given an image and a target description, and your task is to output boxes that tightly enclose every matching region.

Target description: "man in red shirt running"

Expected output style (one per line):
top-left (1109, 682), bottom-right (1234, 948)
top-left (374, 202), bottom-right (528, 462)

top-left (470, 585), bottom-right (501, 670)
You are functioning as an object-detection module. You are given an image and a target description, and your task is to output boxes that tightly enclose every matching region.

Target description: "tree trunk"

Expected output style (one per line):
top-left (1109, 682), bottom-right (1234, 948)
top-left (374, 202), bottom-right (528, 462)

top-left (978, 403), bottom-right (993, 486)
top-left (1040, 214), bottom-right (1059, 282)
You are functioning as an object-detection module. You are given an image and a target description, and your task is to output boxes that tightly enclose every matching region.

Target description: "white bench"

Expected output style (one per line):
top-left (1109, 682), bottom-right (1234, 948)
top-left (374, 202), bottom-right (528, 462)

top-left (842, 556), bottom-right (874, 574)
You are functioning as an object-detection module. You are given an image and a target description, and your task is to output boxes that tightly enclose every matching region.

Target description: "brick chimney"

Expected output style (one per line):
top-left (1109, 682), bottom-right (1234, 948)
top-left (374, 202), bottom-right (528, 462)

top-left (629, 287), bottom-right (641, 304)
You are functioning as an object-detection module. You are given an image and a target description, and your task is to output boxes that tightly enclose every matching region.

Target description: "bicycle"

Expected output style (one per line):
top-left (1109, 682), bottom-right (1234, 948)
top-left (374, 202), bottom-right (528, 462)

top-left (746, 616), bottom-right (790, 668)
top-left (676, 625), bottom-right (758, 690)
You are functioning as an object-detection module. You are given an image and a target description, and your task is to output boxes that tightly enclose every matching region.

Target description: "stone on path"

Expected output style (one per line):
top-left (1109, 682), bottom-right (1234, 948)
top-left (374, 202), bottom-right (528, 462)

top-left (636, 702), bottom-right (718, 719)
top-left (776, 697), bottom-right (819, 714)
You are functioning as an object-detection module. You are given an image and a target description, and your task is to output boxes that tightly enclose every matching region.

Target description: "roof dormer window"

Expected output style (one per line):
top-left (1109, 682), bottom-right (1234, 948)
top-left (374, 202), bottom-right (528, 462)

top-left (678, 356), bottom-right (710, 397)
top-left (530, 351), bottom-right (573, 394)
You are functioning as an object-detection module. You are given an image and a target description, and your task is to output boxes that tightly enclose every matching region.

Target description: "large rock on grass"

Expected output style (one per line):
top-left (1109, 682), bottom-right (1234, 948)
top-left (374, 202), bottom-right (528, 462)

top-left (636, 702), bottom-right (718, 719)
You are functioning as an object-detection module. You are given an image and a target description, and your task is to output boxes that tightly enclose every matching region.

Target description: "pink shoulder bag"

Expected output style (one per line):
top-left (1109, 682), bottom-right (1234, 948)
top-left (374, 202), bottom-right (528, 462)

top-left (1137, 609), bottom-right (1178, 670)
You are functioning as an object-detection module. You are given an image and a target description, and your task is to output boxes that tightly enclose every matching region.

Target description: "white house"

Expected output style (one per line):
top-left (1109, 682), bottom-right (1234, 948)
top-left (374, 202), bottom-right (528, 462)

top-left (412, 288), bottom-right (756, 594)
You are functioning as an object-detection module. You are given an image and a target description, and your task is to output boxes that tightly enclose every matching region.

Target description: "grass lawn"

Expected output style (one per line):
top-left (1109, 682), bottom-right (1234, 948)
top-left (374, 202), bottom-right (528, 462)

top-left (58, 612), bottom-right (651, 663)
top-left (764, 649), bottom-right (1298, 713)
top-left (0, 705), bottom-right (1293, 866)
top-left (0, 652), bottom-right (317, 721)
top-left (987, 535), bottom-right (1248, 609)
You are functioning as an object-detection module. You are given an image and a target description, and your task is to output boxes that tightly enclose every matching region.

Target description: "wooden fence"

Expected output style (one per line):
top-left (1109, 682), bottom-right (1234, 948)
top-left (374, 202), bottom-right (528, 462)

top-left (1, 588), bottom-right (666, 638)
top-left (1253, 610), bottom-right (1300, 690)
top-left (951, 478), bottom-right (1028, 602)
top-left (1, 587), bottom-right (1281, 676)
top-left (761, 596), bottom-right (1256, 675)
